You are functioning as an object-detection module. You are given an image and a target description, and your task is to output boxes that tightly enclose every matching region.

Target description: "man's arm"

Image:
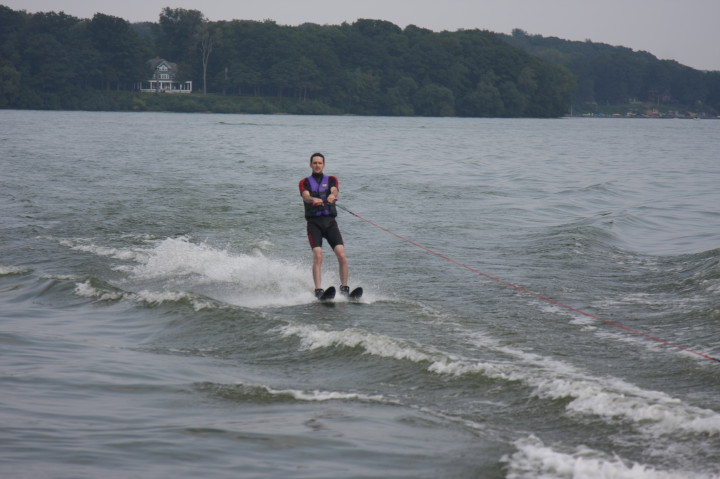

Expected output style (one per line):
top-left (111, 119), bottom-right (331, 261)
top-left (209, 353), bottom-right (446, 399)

top-left (302, 190), bottom-right (323, 205)
top-left (299, 178), bottom-right (323, 205)
top-left (327, 176), bottom-right (339, 204)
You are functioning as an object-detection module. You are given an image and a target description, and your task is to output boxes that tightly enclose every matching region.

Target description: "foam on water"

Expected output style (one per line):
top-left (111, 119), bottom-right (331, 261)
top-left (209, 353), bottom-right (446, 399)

top-left (0, 264), bottom-right (32, 276)
top-left (60, 237), bottom-right (150, 263)
top-left (73, 280), bottom-right (220, 311)
top-left (281, 323), bottom-right (720, 438)
top-left (74, 280), bottom-right (126, 302)
top-left (263, 385), bottom-right (388, 403)
top-left (196, 380), bottom-right (391, 404)
top-left (282, 324), bottom-right (437, 363)
top-left (62, 236), bottom-right (326, 308)
top-left (503, 435), bottom-right (718, 479)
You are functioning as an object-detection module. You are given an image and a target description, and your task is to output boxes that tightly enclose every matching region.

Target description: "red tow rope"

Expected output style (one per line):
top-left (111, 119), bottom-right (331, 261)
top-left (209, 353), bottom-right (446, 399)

top-left (336, 204), bottom-right (720, 364)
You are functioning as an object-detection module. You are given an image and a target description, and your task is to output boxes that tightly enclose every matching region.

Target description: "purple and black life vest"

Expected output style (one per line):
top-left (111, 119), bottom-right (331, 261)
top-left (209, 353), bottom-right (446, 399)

top-left (304, 175), bottom-right (337, 219)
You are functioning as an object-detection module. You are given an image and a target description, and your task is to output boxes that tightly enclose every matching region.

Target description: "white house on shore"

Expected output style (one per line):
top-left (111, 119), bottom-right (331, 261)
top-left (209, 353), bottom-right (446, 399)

top-left (137, 58), bottom-right (192, 94)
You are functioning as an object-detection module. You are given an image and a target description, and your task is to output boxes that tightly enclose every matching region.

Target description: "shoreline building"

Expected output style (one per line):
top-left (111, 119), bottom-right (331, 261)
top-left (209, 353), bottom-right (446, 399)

top-left (137, 58), bottom-right (192, 94)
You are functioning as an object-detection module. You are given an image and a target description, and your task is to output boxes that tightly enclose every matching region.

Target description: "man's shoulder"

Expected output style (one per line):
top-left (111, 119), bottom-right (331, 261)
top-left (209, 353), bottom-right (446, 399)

top-left (299, 177), bottom-right (310, 192)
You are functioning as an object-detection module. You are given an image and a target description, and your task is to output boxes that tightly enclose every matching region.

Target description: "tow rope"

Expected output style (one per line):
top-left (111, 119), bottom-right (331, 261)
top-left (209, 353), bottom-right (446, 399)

top-left (336, 203), bottom-right (719, 364)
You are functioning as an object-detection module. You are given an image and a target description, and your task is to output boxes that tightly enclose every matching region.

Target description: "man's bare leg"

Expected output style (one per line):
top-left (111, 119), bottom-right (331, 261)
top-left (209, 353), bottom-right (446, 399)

top-left (333, 244), bottom-right (348, 286)
top-left (312, 247), bottom-right (323, 289)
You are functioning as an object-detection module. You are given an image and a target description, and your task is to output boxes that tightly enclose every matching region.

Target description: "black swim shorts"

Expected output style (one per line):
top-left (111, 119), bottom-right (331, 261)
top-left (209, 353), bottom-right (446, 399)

top-left (306, 216), bottom-right (344, 250)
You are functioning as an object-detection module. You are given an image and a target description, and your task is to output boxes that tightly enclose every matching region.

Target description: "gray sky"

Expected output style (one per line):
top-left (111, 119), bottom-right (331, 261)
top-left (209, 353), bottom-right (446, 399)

top-left (3, 0), bottom-right (719, 71)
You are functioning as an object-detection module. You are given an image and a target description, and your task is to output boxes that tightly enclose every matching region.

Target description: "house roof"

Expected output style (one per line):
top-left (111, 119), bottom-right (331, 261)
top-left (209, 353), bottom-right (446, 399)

top-left (147, 57), bottom-right (178, 73)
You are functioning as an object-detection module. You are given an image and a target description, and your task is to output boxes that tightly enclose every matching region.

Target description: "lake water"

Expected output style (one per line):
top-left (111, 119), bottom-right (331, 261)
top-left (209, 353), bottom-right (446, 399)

top-left (1, 110), bottom-right (720, 478)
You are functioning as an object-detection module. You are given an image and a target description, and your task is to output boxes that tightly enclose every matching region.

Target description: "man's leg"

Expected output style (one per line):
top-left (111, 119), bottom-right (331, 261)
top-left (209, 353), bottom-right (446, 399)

top-left (333, 244), bottom-right (348, 287)
top-left (312, 246), bottom-right (323, 289)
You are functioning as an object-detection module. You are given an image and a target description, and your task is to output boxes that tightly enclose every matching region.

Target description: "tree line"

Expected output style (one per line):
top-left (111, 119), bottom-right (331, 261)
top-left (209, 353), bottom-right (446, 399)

top-left (0, 6), bottom-right (575, 116)
top-left (1, 6), bottom-right (716, 117)
top-left (502, 29), bottom-right (720, 115)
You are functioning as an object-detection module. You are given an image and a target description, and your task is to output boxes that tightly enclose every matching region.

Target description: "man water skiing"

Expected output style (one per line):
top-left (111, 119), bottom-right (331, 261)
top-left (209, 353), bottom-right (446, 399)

top-left (299, 152), bottom-right (351, 299)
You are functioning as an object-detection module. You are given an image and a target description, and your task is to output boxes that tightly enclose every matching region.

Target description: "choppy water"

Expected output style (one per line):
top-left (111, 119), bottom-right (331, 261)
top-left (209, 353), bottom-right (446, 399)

top-left (1, 110), bottom-right (719, 478)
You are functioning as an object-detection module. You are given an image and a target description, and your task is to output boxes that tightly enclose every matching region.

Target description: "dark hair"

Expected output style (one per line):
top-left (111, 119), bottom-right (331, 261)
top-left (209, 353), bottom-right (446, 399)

top-left (310, 152), bottom-right (325, 163)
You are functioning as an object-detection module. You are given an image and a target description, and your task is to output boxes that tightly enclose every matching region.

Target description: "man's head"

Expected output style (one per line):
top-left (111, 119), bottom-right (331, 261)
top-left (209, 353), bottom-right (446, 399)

top-left (310, 152), bottom-right (325, 174)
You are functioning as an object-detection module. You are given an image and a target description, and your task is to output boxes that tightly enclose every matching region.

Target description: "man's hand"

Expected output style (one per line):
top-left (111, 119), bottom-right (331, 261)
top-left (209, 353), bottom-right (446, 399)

top-left (312, 198), bottom-right (324, 206)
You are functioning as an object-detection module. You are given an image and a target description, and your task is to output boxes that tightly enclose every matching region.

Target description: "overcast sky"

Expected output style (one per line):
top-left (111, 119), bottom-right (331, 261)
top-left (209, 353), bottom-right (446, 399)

top-left (3, 0), bottom-right (718, 71)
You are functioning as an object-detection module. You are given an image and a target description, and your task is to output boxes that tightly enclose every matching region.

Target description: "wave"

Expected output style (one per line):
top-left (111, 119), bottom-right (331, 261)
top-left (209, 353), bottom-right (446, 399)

top-left (72, 278), bottom-right (222, 312)
top-left (0, 264), bottom-right (32, 276)
top-left (523, 221), bottom-right (719, 327)
top-left (280, 323), bottom-right (720, 437)
top-left (587, 247), bottom-right (720, 327)
top-left (664, 248), bottom-right (720, 294)
top-left (503, 435), bottom-right (718, 479)
top-left (58, 236), bottom-right (341, 309)
top-left (194, 381), bottom-right (389, 405)
top-left (0, 267), bottom-right (224, 313)
top-left (50, 235), bottom-right (720, 443)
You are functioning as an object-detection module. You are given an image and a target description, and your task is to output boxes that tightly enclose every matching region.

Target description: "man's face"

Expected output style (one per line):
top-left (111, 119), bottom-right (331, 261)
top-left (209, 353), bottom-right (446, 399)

top-left (310, 156), bottom-right (325, 174)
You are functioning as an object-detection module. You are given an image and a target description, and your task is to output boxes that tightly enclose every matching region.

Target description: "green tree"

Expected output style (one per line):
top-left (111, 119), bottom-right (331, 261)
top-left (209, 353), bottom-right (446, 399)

top-left (0, 5), bottom-right (26, 66)
top-left (498, 80), bottom-right (526, 116)
top-left (382, 76), bottom-right (417, 115)
top-left (342, 68), bottom-right (382, 114)
top-left (157, 8), bottom-right (205, 67)
top-left (705, 72), bottom-right (720, 112)
top-left (0, 64), bottom-right (21, 106)
top-left (195, 22), bottom-right (217, 94)
top-left (88, 13), bottom-right (147, 90)
top-left (458, 81), bottom-right (504, 116)
top-left (414, 83), bottom-right (455, 116)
